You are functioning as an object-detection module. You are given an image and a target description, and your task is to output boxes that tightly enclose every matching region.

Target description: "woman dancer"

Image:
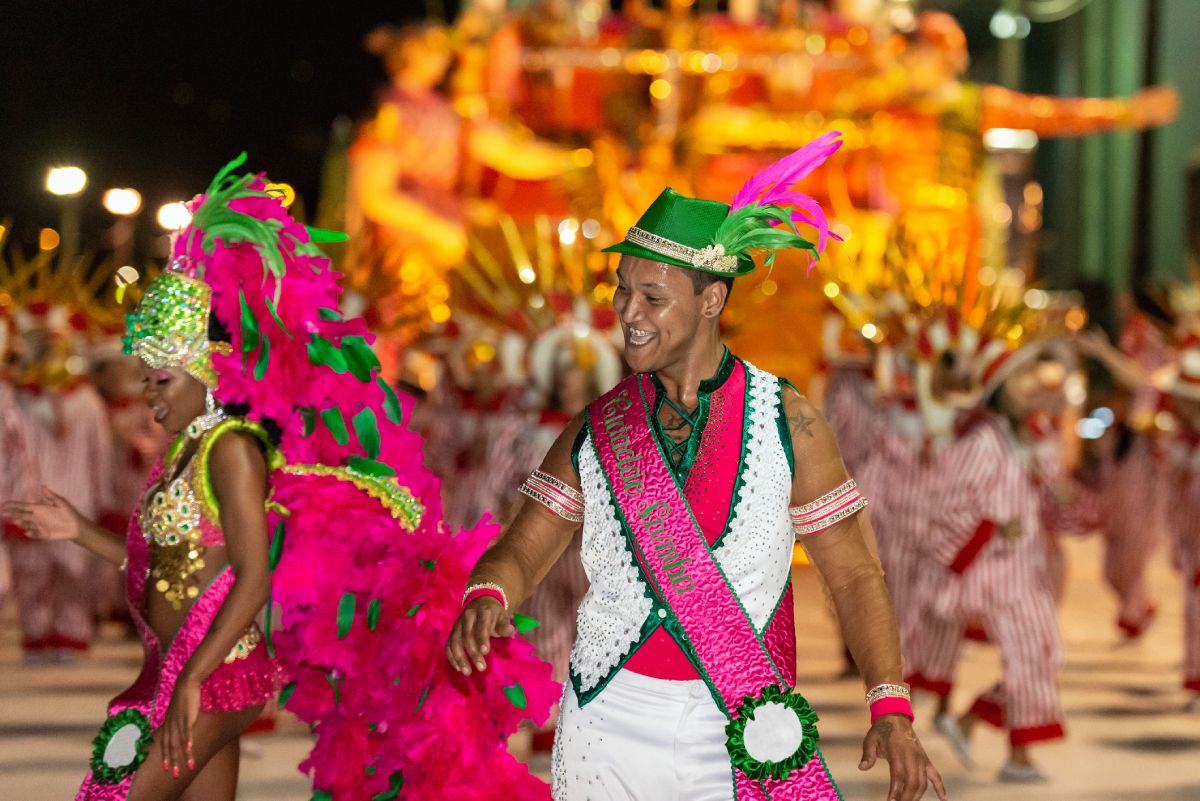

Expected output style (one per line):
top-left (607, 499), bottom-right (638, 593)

top-left (6, 155), bottom-right (558, 801)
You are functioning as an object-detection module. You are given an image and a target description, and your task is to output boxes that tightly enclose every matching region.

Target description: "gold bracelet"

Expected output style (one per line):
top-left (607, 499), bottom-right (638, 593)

top-left (865, 683), bottom-right (911, 706)
top-left (462, 582), bottom-right (509, 611)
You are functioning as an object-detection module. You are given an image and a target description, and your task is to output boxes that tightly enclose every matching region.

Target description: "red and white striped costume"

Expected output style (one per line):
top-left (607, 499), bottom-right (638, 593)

top-left (1160, 428), bottom-right (1200, 693)
top-left (9, 384), bottom-right (115, 652)
top-left (906, 412), bottom-right (1065, 746)
top-left (856, 403), bottom-right (930, 662)
top-left (822, 363), bottom-right (879, 475)
top-left (0, 380), bottom-right (36, 604)
top-left (1097, 315), bottom-right (1171, 634)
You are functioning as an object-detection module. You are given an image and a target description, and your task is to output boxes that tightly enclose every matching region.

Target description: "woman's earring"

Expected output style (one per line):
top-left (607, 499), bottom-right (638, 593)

top-left (205, 389), bottom-right (217, 415)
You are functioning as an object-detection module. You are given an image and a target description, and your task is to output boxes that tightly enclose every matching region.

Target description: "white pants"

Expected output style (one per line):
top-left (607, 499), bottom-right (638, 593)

top-left (552, 669), bottom-right (734, 801)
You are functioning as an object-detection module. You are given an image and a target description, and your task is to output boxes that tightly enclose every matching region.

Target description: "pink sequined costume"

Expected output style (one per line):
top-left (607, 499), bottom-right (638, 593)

top-left (75, 155), bottom-right (559, 801)
top-left (75, 446), bottom-right (285, 801)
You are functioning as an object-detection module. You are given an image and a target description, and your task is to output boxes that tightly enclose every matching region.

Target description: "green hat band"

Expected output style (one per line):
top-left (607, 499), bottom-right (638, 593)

top-left (625, 226), bottom-right (740, 273)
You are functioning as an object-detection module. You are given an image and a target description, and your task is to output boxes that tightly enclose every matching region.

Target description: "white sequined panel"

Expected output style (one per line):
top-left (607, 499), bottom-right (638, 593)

top-left (711, 363), bottom-right (794, 632)
top-left (569, 436), bottom-right (654, 695)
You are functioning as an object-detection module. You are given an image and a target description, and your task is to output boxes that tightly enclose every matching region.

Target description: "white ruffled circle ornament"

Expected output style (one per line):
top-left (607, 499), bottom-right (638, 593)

top-left (89, 708), bottom-right (153, 784)
top-left (725, 685), bottom-right (820, 781)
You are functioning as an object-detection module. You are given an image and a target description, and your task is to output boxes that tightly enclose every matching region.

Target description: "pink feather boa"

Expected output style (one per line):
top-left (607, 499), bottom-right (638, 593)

top-left (170, 176), bottom-right (557, 800)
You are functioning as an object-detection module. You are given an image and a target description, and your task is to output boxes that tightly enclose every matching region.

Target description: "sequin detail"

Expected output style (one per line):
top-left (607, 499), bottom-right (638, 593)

top-left (520, 469), bottom-right (585, 523)
top-left (223, 625), bottom-right (262, 664)
top-left (143, 473), bottom-right (206, 609)
top-left (569, 441), bottom-right (654, 696)
top-left (122, 271), bottom-right (227, 389)
top-left (790, 479), bottom-right (868, 536)
top-left (710, 362), bottom-right (795, 630)
top-left (282, 464), bottom-right (423, 531)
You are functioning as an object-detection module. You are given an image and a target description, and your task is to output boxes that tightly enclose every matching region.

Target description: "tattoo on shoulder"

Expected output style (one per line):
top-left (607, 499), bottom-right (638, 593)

top-left (788, 412), bottom-right (817, 438)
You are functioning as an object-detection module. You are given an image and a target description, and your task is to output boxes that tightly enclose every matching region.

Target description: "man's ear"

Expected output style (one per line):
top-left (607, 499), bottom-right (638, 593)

top-left (700, 280), bottom-right (728, 320)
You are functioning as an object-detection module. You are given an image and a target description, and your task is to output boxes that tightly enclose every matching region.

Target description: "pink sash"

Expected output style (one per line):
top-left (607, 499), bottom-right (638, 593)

top-left (76, 465), bottom-right (239, 800)
top-left (589, 374), bottom-right (841, 800)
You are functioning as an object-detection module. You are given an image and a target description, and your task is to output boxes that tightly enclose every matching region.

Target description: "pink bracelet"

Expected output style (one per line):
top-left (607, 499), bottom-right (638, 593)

top-left (462, 586), bottom-right (507, 610)
top-left (870, 696), bottom-right (915, 723)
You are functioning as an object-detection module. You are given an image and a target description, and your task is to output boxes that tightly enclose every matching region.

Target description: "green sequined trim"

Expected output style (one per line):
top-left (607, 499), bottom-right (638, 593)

top-left (196, 418), bottom-right (282, 523)
top-left (282, 464), bottom-right (424, 531)
top-left (570, 433), bottom-right (662, 709)
top-left (778, 377), bottom-right (800, 477)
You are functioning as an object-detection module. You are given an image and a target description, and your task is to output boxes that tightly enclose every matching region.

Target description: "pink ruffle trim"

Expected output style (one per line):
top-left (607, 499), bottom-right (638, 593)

top-left (200, 646), bottom-right (288, 712)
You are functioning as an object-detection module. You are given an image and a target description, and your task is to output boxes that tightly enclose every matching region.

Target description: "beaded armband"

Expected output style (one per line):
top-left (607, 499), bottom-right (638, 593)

top-left (462, 582), bottom-right (509, 610)
top-left (790, 478), bottom-right (867, 536)
top-left (519, 469), bottom-right (585, 523)
top-left (865, 683), bottom-right (914, 722)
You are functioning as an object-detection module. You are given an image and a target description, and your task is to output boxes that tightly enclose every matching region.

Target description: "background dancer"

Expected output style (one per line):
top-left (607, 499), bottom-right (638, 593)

top-left (8, 304), bottom-right (114, 662)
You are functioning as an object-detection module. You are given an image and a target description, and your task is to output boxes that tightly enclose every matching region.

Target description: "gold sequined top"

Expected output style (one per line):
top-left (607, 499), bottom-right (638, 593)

top-left (142, 418), bottom-right (281, 609)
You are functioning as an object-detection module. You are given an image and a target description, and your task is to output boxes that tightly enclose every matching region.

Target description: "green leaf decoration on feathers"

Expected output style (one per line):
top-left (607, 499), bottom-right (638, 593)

top-left (253, 336), bottom-right (270, 381)
top-left (371, 771), bottom-right (405, 801)
top-left (279, 681), bottom-right (296, 707)
top-left (312, 789), bottom-right (332, 801)
top-left (264, 296), bottom-right (292, 338)
top-left (269, 521), bottom-right (285, 569)
top-left (308, 335), bottom-right (348, 373)
top-left (239, 290), bottom-right (260, 354)
top-left (353, 407), bottom-right (381, 459)
top-left (419, 559), bottom-right (436, 570)
top-left (337, 591), bottom-right (356, 639)
top-left (512, 614), bottom-right (540, 633)
top-left (367, 598), bottom-right (382, 631)
top-left (503, 683), bottom-right (528, 710)
top-left (189, 153), bottom-right (288, 301)
top-left (711, 204), bottom-right (818, 268)
top-left (301, 407), bottom-right (317, 437)
top-left (406, 603), bottom-right (423, 618)
top-left (343, 336), bottom-right (381, 382)
top-left (264, 596), bottom-right (275, 658)
top-left (347, 456), bottom-right (396, 477)
top-left (376, 376), bottom-right (404, 425)
top-left (305, 226), bottom-right (350, 243)
top-left (415, 685), bottom-right (430, 711)
top-left (318, 307), bottom-right (342, 321)
top-left (320, 408), bottom-right (349, 446)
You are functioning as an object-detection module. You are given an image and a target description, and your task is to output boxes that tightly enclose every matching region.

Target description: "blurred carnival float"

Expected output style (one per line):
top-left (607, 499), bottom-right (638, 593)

top-left (336, 0), bottom-right (1178, 410)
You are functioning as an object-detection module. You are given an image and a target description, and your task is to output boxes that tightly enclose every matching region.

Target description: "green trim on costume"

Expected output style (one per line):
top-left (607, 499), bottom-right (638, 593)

top-left (777, 378), bottom-right (799, 477)
top-left (569, 433), bottom-right (662, 709)
top-left (711, 354), bottom-right (752, 551)
top-left (195, 418), bottom-right (281, 523)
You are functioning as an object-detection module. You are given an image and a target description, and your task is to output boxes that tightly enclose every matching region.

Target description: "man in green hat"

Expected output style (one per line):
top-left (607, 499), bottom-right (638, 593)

top-left (448, 134), bottom-right (946, 801)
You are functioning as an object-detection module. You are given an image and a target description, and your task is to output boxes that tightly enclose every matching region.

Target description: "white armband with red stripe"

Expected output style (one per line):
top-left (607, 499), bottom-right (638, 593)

top-left (519, 469), bottom-right (585, 523)
top-left (790, 478), bottom-right (867, 536)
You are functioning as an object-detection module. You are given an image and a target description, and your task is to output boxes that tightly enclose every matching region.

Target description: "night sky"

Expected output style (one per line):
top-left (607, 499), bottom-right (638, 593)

top-left (0, 1), bottom-right (436, 253)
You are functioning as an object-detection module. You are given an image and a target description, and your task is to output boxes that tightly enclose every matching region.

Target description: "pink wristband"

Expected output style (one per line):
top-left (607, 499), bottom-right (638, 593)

top-left (870, 697), bottom-right (915, 723)
top-left (462, 588), bottom-right (505, 609)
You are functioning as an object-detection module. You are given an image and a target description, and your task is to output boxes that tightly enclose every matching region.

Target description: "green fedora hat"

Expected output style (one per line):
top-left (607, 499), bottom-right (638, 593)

top-left (601, 188), bottom-right (755, 277)
top-left (601, 132), bottom-right (846, 280)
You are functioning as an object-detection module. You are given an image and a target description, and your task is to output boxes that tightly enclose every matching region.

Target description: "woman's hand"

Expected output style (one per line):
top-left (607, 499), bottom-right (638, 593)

top-left (859, 715), bottom-right (948, 801)
top-left (160, 674), bottom-right (201, 778)
top-left (1, 487), bottom-right (84, 541)
top-left (445, 598), bottom-right (514, 676)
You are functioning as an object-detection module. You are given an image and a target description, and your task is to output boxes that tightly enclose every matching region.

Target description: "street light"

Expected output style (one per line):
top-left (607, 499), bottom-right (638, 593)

top-left (103, 188), bottom-right (142, 216)
top-left (46, 166), bottom-right (87, 196)
top-left (104, 189), bottom-right (143, 266)
top-left (156, 202), bottom-right (192, 231)
top-left (45, 165), bottom-right (87, 263)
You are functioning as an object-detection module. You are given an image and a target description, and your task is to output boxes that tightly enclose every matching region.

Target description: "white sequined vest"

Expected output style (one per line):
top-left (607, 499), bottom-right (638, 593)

top-left (568, 362), bottom-right (794, 705)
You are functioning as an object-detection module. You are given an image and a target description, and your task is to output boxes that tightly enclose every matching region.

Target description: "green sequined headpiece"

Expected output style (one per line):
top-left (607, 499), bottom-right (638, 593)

top-left (122, 270), bottom-right (229, 388)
